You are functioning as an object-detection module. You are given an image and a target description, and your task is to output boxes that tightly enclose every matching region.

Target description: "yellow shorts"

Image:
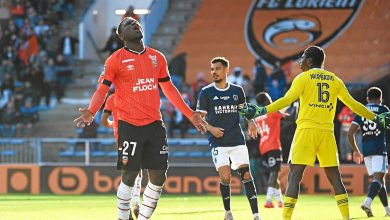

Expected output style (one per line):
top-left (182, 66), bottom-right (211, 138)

top-left (288, 128), bottom-right (339, 167)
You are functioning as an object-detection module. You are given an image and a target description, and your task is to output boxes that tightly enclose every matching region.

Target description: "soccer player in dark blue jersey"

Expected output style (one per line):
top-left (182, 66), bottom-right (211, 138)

top-left (196, 57), bottom-right (261, 220)
top-left (348, 87), bottom-right (390, 217)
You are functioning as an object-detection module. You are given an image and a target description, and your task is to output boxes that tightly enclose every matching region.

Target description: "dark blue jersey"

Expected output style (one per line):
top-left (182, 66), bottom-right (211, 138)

top-left (352, 103), bottom-right (389, 156)
top-left (196, 83), bottom-right (246, 148)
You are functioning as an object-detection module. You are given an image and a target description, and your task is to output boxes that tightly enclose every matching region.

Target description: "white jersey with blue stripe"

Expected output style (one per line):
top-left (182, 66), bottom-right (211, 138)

top-left (196, 83), bottom-right (246, 148)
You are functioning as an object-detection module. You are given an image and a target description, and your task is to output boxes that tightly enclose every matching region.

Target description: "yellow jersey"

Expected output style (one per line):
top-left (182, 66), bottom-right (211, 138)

top-left (266, 68), bottom-right (375, 131)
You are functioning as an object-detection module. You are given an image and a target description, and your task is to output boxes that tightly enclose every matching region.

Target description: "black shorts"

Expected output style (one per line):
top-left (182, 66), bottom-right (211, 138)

top-left (262, 150), bottom-right (282, 172)
top-left (117, 120), bottom-right (168, 171)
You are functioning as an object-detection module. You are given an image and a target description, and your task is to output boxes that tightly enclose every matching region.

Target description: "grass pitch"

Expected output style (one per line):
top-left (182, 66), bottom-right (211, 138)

top-left (0, 194), bottom-right (389, 220)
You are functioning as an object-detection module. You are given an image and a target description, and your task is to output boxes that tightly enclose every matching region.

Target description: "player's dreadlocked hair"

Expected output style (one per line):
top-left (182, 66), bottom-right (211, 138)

top-left (304, 46), bottom-right (325, 68)
top-left (367, 87), bottom-right (382, 101)
top-left (211, 57), bottom-right (229, 67)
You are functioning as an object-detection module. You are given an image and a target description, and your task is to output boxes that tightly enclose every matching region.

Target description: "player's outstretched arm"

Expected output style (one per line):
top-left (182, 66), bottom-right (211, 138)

top-left (338, 81), bottom-right (375, 121)
top-left (74, 83), bottom-right (110, 127)
top-left (159, 80), bottom-right (206, 133)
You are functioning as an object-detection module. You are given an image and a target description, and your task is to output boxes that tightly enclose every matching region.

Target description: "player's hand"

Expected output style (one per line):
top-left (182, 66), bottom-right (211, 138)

top-left (247, 119), bottom-right (258, 139)
top-left (74, 108), bottom-right (94, 127)
top-left (352, 151), bottom-right (363, 164)
top-left (374, 112), bottom-right (390, 129)
top-left (208, 126), bottom-right (224, 138)
top-left (239, 103), bottom-right (267, 120)
top-left (189, 111), bottom-right (207, 134)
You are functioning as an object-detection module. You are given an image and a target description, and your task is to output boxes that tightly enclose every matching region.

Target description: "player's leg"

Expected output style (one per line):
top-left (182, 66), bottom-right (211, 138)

top-left (231, 145), bottom-right (260, 220)
top-left (218, 165), bottom-right (234, 220)
top-left (283, 129), bottom-right (315, 220)
top-left (283, 164), bottom-right (305, 220)
top-left (378, 176), bottom-right (390, 216)
top-left (132, 170), bottom-right (143, 218)
top-left (119, 169), bottom-right (139, 220)
top-left (361, 155), bottom-right (388, 217)
top-left (318, 131), bottom-right (349, 220)
top-left (138, 121), bottom-right (169, 220)
top-left (212, 147), bottom-right (234, 220)
top-left (265, 150), bottom-right (283, 208)
top-left (117, 121), bottom-right (144, 220)
top-left (323, 167), bottom-right (349, 219)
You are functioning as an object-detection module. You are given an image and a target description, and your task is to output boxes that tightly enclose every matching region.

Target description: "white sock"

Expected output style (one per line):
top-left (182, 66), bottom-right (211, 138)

top-left (132, 173), bottom-right (142, 206)
top-left (364, 197), bottom-right (373, 207)
top-left (117, 181), bottom-right (133, 220)
top-left (266, 187), bottom-right (274, 202)
top-left (274, 187), bottom-right (283, 202)
top-left (385, 206), bottom-right (390, 214)
top-left (138, 182), bottom-right (163, 220)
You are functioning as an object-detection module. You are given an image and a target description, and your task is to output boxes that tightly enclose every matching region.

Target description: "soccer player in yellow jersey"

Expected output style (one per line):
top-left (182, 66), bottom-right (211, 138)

top-left (240, 46), bottom-right (390, 220)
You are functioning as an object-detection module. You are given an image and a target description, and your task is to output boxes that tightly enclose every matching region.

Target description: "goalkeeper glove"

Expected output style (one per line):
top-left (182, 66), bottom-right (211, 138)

top-left (374, 112), bottom-right (390, 129)
top-left (239, 103), bottom-right (267, 120)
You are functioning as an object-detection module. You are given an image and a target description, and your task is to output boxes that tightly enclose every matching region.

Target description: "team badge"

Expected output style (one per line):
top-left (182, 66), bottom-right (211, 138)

top-left (233, 94), bottom-right (238, 101)
top-left (122, 156), bottom-right (128, 165)
top-left (149, 55), bottom-right (158, 68)
top-left (245, 0), bottom-right (364, 66)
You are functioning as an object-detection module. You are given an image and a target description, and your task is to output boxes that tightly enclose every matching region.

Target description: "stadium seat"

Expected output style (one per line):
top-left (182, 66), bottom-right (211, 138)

top-left (168, 139), bottom-right (179, 145)
top-left (170, 151), bottom-right (189, 157)
top-left (178, 139), bottom-right (194, 146)
top-left (107, 151), bottom-right (117, 157)
top-left (0, 150), bottom-right (16, 156)
top-left (75, 151), bottom-right (86, 157)
top-left (188, 151), bottom-right (204, 157)
top-left (194, 139), bottom-right (209, 146)
top-left (59, 151), bottom-right (76, 157)
top-left (91, 151), bottom-right (106, 157)
top-left (204, 151), bottom-right (212, 158)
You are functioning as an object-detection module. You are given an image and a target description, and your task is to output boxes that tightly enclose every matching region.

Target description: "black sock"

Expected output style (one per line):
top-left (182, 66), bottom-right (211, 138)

top-left (378, 186), bottom-right (389, 207)
top-left (244, 180), bottom-right (259, 214)
top-left (368, 180), bottom-right (382, 199)
top-left (220, 182), bottom-right (231, 211)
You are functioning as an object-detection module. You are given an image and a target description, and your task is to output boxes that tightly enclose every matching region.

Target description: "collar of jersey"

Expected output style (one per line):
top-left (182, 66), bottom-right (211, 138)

top-left (213, 82), bottom-right (230, 91)
top-left (124, 46), bottom-right (146, 55)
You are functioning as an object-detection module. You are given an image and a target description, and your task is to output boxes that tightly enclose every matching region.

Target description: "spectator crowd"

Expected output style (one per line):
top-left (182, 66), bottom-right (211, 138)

top-left (0, 0), bottom-right (76, 137)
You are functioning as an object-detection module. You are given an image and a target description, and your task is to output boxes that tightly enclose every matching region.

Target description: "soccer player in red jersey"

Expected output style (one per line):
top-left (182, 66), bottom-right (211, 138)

top-left (254, 92), bottom-right (284, 209)
top-left (74, 17), bottom-right (206, 220)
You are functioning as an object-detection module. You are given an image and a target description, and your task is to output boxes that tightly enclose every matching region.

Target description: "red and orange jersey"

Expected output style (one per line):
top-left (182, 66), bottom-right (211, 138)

top-left (103, 94), bottom-right (118, 141)
top-left (255, 112), bottom-right (282, 155)
top-left (100, 47), bottom-right (170, 126)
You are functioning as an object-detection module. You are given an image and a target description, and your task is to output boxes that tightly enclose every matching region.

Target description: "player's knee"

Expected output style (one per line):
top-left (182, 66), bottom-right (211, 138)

top-left (288, 170), bottom-right (303, 183)
top-left (237, 166), bottom-right (252, 181)
top-left (149, 170), bottom-right (167, 186)
top-left (220, 174), bottom-right (231, 184)
top-left (121, 170), bottom-right (138, 186)
top-left (373, 177), bottom-right (384, 185)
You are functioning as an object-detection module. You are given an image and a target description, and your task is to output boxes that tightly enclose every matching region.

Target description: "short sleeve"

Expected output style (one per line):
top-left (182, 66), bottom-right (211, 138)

top-left (196, 89), bottom-right (208, 114)
top-left (102, 55), bottom-right (118, 83)
top-left (352, 113), bottom-right (360, 127)
top-left (238, 86), bottom-right (246, 109)
top-left (157, 52), bottom-right (170, 82)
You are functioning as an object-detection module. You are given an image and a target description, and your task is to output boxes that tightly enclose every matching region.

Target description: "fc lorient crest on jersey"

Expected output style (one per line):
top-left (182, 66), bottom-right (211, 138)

top-left (244, 0), bottom-right (364, 65)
